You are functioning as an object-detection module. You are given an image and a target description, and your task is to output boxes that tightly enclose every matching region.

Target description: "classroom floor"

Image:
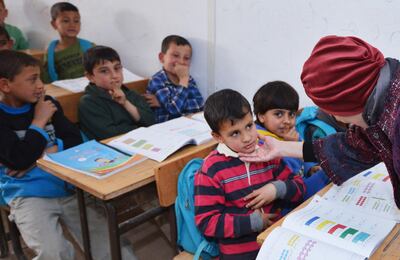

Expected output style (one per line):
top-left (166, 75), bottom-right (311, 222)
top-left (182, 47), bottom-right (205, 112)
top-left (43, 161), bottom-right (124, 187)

top-left (2, 201), bottom-right (176, 260)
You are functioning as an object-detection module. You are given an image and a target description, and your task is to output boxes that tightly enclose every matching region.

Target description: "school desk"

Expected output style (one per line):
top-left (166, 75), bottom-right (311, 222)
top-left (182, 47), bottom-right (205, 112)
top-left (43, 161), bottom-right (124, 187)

top-left (20, 49), bottom-right (45, 63)
top-left (256, 183), bottom-right (400, 260)
top-left (37, 138), bottom-right (217, 260)
top-left (45, 79), bottom-right (149, 123)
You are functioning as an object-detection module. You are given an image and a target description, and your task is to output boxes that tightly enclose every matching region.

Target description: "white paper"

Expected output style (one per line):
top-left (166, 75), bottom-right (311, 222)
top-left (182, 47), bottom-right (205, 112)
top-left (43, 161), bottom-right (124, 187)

top-left (52, 68), bottom-right (144, 93)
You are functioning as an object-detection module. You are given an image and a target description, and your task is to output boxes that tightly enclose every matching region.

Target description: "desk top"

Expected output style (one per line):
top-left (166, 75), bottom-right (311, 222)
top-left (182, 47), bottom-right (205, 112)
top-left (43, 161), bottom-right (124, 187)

top-left (37, 139), bottom-right (217, 201)
top-left (21, 49), bottom-right (45, 62)
top-left (257, 184), bottom-right (400, 260)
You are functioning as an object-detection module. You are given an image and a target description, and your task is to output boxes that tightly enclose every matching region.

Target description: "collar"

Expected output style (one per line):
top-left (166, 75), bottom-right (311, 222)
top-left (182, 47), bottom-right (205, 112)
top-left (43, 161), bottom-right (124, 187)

top-left (216, 143), bottom-right (239, 158)
top-left (0, 102), bottom-right (31, 114)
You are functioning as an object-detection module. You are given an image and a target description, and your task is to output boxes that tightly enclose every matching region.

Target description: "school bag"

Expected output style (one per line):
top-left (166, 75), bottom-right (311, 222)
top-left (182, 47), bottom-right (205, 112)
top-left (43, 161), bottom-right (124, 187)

top-left (175, 158), bottom-right (219, 260)
top-left (47, 38), bottom-right (92, 82)
top-left (296, 106), bottom-right (341, 143)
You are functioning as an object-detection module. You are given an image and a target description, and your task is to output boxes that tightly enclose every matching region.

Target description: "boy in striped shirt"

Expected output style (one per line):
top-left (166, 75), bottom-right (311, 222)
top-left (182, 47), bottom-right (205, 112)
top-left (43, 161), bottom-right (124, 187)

top-left (195, 89), bottom-right (306, 259)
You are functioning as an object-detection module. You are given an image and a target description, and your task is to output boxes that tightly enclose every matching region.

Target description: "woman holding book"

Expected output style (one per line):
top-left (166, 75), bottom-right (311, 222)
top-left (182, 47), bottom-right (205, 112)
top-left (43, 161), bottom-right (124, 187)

top-left (239, 35), bottom-right (400, 209)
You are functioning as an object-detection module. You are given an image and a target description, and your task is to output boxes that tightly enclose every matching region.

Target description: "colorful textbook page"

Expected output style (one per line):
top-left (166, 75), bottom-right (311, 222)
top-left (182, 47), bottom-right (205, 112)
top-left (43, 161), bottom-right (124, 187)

top-left (265, 196), bottom-right (396, 258)
top-left (322, 163), bottom-right (400, 222)
top-left (256, 227), bottom-right (365, 260)
top-left (108, 116), bottom-right (212, 162)
top-left (44, 140), bottom-right (146, 179)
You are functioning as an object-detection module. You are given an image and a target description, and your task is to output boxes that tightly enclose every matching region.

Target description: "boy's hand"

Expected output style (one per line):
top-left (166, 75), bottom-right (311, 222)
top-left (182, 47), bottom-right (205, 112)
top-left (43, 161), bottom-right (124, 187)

top-left (142, 93), bottom-right (160, 108)
top-left (174, 64), bottom-right (190, 87)
top-left (32, 94), bottom-right (57, 128)
top-left (6, 164), bottom-right (35, 178)
top-left (308, 165), bottom-right (322, 176)
top-left (109, 88), bottom-right (127, 106)
top-left (254, 209), bottom-right (277, 229)
top-left (244, 183), bottom-right (277, 209)
top-left (281, 127), bottom-right (299, 141)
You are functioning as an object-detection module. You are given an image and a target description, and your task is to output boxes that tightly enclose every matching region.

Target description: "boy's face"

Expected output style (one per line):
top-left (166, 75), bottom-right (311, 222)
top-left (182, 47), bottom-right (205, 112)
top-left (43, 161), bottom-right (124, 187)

top-left (0, 5), bottom-right (7, 24)
top-left (0, 34), bottom-right (12, 50)
top-left (51, 11), bottom-right (81, 38)
top-left (159, 43), bottom-right (191, 76)
top-left (86, 60), bottom-right (123, 90)
top-left (212, 112), bottom-right (258, 154)
top-left (0, 66), bottom-right (44, 107)
top-left (258, 109), bottom-right (296, 137)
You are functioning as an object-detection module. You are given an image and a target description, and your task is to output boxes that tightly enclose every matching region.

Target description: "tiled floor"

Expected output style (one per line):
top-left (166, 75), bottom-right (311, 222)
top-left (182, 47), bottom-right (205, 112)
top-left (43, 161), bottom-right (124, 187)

top-left (2, 210), bottom-right (176, 260)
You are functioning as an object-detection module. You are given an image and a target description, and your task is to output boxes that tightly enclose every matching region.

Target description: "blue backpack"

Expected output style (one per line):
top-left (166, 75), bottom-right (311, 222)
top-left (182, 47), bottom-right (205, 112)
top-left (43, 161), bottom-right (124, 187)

top-left (47, 38), bottom-right (92, 82)
top-left (175, 158), bottom-right (219, 260)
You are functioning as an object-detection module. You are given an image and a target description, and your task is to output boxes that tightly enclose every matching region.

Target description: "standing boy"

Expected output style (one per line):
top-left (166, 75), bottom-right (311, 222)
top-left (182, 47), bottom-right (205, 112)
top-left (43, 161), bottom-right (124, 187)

top-left (79, 46), bottom-right (155, 140)
top-left (195, 89), bottom-right (306, 259)
top-left (0, 50), bottom-right (136, 260)
top-left (144, 35), bottom-right (204, 123)
top-left (42, 2), bottom-right (94, 83)
top-left (0, 0), bottom-right (29, 50)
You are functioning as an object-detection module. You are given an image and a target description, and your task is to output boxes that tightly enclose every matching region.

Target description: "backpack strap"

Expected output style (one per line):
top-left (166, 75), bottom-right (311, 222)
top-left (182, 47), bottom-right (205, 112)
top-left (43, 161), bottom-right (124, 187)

top-left (193, 240), bottom-right (209, 260)
top-left (47, 38), bottom-right (92, 82)
top-left (47, 40), bottom-right (59, 82)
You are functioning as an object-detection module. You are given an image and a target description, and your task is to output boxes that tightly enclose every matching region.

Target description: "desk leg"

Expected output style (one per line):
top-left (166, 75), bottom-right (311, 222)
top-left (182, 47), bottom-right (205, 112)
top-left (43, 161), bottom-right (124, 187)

top-left (168, 205), bottom-right (178, 254)
top-left (104, 202), bottom-right (122, 260)
top-left (76, 189), bottom-right (92, 260)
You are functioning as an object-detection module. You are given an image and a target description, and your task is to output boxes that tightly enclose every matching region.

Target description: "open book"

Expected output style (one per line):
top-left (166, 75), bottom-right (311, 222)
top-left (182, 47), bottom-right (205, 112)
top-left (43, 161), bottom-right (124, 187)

top-left (51, 68), bottom-right (143, 93)
top-left (43, 140), bottom-right (146, 179)
top-left (257, 163), bottom-right (399, 259)
top-left (108, 116), bottom-right (212, 162)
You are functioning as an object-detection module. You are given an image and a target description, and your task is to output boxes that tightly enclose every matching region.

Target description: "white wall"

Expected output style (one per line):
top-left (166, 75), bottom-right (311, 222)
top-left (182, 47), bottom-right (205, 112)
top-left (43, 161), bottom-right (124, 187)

top-left (5, 0), bottom-right (400, 107)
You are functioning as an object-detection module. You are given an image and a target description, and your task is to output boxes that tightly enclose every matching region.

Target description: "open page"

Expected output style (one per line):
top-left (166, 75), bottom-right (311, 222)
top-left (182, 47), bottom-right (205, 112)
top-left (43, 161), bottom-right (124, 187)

top-left (108, 127), bottom-right (195, 162)
top-left (43, 140), bottom-right (146, 179)
top-left (52, 68), bottom-right (143, 93)
top-left (256, 227), bottom-right (365, 260)
top-left (282, 196), bottom-right (396, 258)
top-left (152, 116), bottom-right (212, 145)
top-left (322, 163), bottom-right (400, 222)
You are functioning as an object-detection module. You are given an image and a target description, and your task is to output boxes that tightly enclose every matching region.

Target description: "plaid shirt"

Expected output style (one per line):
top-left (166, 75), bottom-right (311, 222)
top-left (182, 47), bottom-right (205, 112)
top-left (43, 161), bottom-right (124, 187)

top-left (147, 69), bottom-right (204, 123)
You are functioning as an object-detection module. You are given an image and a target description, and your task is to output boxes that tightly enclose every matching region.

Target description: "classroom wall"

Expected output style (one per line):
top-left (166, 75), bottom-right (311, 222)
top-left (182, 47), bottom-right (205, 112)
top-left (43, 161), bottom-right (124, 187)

top-left (6, 0), bottom-right (400, 107)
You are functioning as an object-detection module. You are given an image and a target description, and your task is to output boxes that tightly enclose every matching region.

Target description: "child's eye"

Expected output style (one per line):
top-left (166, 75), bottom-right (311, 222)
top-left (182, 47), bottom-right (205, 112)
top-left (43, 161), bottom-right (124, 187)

top-left (115, 65), bottom-right (122, 71)
top-left (99, 69), bottom-right (108, 74)
top-left (231, 131), bottom-right (239, 137)
top-left (274, 111), bottom-right (283, 117)
top-left (289, 112), bottom-right (296, 118)
top-left (246, 123), bottom-right (253, 129)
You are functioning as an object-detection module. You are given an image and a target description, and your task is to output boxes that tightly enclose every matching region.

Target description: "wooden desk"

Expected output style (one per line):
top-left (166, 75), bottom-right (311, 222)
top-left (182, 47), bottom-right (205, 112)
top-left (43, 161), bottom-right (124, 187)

top-left (21, 49), bottom-right (45, 63)
top-left (46, 79), bottom-right (149, 123)
top-left (257, 184), bottom-right (400, 260)
top-left (37, 139), bottom-right (217, 260)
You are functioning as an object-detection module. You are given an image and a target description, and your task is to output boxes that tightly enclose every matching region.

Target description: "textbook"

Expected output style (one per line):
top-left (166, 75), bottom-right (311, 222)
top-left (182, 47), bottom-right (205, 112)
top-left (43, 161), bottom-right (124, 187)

top-left (257, 196), bottom-right (396, 259)
top-left (108, 116), bottom-right (212, 162)
top-left (257, 163), bottom-right (400, 260)
top-left (52, 68), bottom-right (144, 93)
top-left (43, 140), bottom-right (146, 179)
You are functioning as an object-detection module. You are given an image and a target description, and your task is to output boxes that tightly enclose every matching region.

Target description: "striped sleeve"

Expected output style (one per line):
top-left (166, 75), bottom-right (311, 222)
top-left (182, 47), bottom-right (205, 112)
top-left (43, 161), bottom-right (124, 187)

top-left (273, 159), bottom-right (306, 202)
top-left (194, 162), bottom-right (253, 239)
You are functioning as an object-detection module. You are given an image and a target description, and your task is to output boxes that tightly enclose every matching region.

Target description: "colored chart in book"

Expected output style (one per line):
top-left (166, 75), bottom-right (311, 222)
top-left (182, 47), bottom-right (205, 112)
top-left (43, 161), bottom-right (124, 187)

top-left (354, 163), bottom-right (390, 183)
top-left (122, 138), bottom-right (161, 153)
top-left (304, 216), bottom-right (371, 243)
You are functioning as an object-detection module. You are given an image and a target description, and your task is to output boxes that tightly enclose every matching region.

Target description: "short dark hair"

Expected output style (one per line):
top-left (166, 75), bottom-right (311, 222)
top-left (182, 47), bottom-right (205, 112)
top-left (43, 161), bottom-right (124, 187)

top-left (50, 2), bottom-right (79, 21)
top-left (0, 50), bottom-right (39, 81)
top-left (0, 0), bottom-right (5, 8)
top-left (83, 46), bottom-right (121, 74)
top-left (253, 81), bottom-right (299, 123)
top-left (0, 25), bottom-right (10, 40)
top-left (204, 89), bottom-right (252, 133)
top-left (161, 35), bottom-right (191, 54)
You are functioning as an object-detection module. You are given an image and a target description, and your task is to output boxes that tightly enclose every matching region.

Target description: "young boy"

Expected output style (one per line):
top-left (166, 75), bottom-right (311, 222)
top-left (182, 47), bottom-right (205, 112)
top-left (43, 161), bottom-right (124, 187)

top-left (0, 0), bottom-right (29, 50)
top-left (42, 2), bottom-right (94, 83)
top-left (79, 46), bottom-right (155, 140)
top-left (195, 89), bottom-right (306, 259)
top-left (0, 50), bottom-right (136, 260)
top-left (253, 81), bottom-right (329, 200)
top-left (144, 35), bottom-right (204, 123)
top-left (0, 25), bottom-right (12, 50)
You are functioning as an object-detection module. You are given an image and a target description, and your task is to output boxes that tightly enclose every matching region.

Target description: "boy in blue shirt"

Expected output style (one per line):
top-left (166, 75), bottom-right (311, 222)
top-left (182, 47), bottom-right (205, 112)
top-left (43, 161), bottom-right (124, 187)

top-left (42, 2), bottom-right (94, 83)
top-left (0, 0), bottom-right (29, 50)
top-left (144, 35), bottom-right (204, 123)
top-left (0, 50), bottom-right (136, 260)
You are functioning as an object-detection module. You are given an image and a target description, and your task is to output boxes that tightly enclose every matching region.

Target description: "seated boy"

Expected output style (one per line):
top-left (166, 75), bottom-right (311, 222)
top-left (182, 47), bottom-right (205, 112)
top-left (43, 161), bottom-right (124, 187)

top-left (144, 35), bottom-right (204, 123)
top-left (0, 25), bottom-right (12, 50)
top-left (79, 46), bottom-right (155, 140)
top-left (195, 89), bottom-right (306, 259)
top-left (0, 0), bottom-right (29, 50)
top-left (0, 50), bottom-right (136, 260)
top-left (42, 2), bottom-right (94, 83)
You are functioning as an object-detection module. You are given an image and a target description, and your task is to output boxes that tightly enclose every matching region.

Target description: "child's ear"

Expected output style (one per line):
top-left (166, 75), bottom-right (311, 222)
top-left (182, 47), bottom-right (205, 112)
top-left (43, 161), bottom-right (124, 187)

top-left (0, 78), bottom-right (10, 93)
top-left (85, 72), bottom-right (94, 82)
top-left (50, 20), bottom-right (57, 30)
top-left (158, 52), bottom-right (164, 63)
top-left (211, 131), bottom-right (224, 143)
top-left (257, 113), bottom-right (265, 123)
